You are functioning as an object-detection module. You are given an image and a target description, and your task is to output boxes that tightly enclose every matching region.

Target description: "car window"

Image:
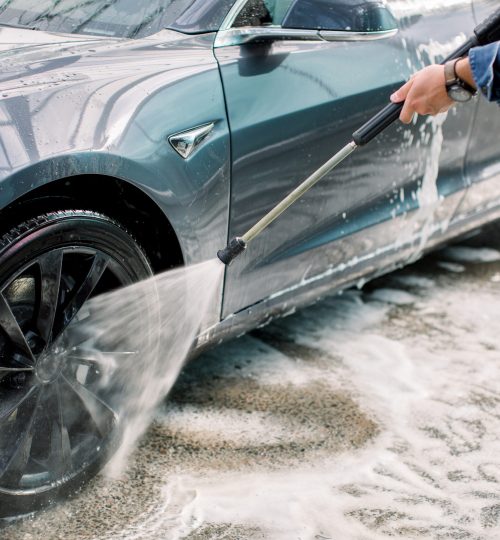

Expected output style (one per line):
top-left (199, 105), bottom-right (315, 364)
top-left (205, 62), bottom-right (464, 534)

top-left (232, 0), bottom-right (397, 32)
top-left (233, 0), bottom-right (295, 27)
top-left (282, 0), bottom-right (397, 32)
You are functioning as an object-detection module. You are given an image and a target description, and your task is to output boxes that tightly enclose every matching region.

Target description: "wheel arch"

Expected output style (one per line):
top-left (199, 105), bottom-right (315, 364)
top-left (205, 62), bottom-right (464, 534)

top-left (0, 174), bottom-right (184, 274)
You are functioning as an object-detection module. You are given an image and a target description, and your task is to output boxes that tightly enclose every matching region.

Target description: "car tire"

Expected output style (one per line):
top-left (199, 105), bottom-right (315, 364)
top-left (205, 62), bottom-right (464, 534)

top-left (0, 210), bottom-right (155, 518)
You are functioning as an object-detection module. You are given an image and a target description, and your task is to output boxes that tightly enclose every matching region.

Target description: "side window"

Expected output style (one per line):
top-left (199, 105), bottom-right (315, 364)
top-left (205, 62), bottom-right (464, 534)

top-left (233, 0), bottom-right (296, 27)
top-left (282, 0), bottom-right (397, 32)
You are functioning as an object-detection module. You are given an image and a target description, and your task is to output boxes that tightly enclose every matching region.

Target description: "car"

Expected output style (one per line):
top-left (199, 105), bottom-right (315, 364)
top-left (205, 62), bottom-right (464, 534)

top-left (0, 0), bottom-right (499, 517)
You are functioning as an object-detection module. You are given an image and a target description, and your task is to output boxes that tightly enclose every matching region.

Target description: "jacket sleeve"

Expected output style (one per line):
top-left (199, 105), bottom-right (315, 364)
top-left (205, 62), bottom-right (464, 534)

top-left (469, 41), bottom-right (500, 103)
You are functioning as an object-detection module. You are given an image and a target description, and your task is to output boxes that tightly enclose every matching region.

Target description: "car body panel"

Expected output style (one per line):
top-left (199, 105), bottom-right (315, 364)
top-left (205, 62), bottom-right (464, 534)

top-left (0, 27), bottom-right (231, 328)
top-left (216, 0), bottom-right (475, 317)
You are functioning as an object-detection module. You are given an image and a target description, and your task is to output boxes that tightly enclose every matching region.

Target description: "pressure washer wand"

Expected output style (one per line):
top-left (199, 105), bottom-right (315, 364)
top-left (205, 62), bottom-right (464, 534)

top-left (217, 7), bottom-right (500, 266)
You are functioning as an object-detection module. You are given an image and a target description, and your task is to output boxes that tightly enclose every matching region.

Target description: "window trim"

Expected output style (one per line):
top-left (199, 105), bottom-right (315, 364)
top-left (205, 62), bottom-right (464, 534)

top-left (320, 28), bottom-right (398, 41)
top-left (219, 0), bottom-right (252, 31)
top-left (214, 25), bottom-right (397, 47)
top-left (215, 26), bottom-right (321, 47)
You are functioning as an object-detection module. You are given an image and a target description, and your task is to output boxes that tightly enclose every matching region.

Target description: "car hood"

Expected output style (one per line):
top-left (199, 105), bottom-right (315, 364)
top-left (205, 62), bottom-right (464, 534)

top-left (0, 26), bottom-right (123, 71)
top-left (0, 25), bottom-right (117, 51)
top-left (0, 26), bottom-right (203, 87)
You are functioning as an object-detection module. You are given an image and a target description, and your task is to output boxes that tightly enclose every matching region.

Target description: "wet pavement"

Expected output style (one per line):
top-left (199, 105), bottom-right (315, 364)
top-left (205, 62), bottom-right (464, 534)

top-left (3, 229), bottom-right (500, 539)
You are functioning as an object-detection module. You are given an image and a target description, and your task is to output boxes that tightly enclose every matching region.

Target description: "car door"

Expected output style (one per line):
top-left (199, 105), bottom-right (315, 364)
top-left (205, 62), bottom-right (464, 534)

top-left (459, 0), bottom-right (500, 217)
top-left (216, 0), bottom-right (475, 318)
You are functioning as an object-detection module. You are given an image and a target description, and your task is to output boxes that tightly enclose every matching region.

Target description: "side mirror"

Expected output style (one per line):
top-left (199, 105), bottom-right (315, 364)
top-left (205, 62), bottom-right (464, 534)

top-left (283, 0), bottom-right (398, 33)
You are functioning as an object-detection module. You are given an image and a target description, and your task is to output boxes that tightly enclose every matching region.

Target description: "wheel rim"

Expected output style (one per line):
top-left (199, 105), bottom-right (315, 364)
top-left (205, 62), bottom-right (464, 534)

top-left (0, 247), bottom-right (135, 495)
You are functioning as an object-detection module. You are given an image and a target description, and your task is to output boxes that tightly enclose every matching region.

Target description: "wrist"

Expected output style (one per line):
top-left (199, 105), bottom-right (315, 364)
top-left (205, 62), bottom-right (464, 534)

top-left (455, 57), bottom-right (476, 89)
top-left (444, 58), bottom-right (477, 103)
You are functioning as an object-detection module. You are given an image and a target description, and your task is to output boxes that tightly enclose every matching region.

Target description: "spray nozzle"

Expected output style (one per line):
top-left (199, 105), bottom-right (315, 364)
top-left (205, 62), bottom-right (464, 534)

top-left (217, 237), bottom-right (247, 266)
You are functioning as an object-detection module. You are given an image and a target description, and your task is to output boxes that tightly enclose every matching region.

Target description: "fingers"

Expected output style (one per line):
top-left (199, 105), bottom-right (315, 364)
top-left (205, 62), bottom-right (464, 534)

top-left (391, 79), bottom-right (416, 124)
top-left (390, 79), bottom-right (413, 103)
top-left (399, 100), bottom-right (416, 124)
top-left (389, 65), bottom-right (451, 124)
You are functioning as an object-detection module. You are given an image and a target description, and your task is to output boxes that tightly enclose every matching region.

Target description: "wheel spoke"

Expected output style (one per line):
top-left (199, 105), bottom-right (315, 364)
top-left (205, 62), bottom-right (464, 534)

top-left (70, 350), bottom-right (137, 358)
top-left (0, 366), bottom-right (34, 373)
top-left (0, 387), bottom-right (41, 487)
top-left (61, 374), bottom-right (116, 438)
top-left (37, 250), bottom-right (63, 344)
top-left (0, 293), bottom-right (36, 367)
top-left (0, 365), bottom-right (34, 385)
top-left (54, 254), bottom-right (108, 340)
top-left (0, 385), bottom-right (37, 424)
top-left (67, 350), bottom-right (137, 365)
top-left (47, 383), bottom-right (72, 480)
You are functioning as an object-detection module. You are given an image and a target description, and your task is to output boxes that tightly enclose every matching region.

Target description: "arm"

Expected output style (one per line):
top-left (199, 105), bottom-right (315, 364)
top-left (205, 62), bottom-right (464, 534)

top-left (469, 41), bottom-right (500, 101)
top-left (390, 41), bottom-right (500, 124)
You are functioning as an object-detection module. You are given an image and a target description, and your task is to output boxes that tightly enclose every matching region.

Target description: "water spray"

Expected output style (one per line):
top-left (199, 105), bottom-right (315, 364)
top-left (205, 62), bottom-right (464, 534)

top-left (217, 7), bottom-right (500, 266)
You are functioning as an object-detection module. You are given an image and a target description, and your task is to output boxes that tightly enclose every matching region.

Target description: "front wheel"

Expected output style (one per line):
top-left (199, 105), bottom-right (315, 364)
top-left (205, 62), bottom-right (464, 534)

top-left (0, 210), bottom-right (154, 517)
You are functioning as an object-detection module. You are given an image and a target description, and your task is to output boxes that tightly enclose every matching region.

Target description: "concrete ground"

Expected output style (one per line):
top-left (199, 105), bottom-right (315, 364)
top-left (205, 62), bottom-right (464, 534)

top-left (3, 228), bottom-right (500, 539)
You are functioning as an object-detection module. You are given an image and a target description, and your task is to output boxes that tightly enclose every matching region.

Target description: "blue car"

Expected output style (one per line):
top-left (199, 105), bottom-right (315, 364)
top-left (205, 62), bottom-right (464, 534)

top-left (0, 0), bottom-right (499, 515)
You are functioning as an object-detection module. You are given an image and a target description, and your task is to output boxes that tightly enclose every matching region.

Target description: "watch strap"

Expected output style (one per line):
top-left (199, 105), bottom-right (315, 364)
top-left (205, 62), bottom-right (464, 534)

top-left (444, 58), bottom-right (477, 95)
top-left (444, 58), bottom-right (460, 86)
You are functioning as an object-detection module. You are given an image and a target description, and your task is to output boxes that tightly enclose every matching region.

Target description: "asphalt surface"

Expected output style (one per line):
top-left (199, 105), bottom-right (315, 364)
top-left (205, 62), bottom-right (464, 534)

top-left (3, 227), bottom-right (500, 539)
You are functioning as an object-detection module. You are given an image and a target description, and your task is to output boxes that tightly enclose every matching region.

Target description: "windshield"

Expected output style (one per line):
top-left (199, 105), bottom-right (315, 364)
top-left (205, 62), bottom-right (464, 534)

top-left (0, 0), bottom-right (235, 38)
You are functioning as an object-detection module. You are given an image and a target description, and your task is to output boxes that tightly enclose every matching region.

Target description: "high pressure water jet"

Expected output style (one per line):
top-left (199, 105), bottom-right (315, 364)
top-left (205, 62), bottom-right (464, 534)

top-left (217, 7), bottom-right (500, 266)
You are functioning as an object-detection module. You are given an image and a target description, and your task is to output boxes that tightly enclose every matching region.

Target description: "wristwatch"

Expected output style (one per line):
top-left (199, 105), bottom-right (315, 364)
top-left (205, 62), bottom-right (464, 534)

top-left (444, 58), bottom-right (477, 102)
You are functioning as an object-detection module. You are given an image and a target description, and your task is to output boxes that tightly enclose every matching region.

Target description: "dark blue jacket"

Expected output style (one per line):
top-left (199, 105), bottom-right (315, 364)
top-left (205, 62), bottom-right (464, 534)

top-left (470, 41), bottom-right (500, 102)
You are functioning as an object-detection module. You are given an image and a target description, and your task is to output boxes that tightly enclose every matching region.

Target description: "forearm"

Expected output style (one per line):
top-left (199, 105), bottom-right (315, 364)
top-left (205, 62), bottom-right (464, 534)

top-left (469, 41), bottom-right (500, 102)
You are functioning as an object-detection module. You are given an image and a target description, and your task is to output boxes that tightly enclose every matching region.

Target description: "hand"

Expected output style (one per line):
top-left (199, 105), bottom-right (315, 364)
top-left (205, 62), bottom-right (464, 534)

top-left (390, 65), bottom-right (454, 124)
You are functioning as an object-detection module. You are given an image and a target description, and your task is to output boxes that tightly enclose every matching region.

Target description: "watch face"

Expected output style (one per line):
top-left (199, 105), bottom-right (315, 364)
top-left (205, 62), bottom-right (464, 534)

top-left (448, 84), bottom-right (473, 103)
